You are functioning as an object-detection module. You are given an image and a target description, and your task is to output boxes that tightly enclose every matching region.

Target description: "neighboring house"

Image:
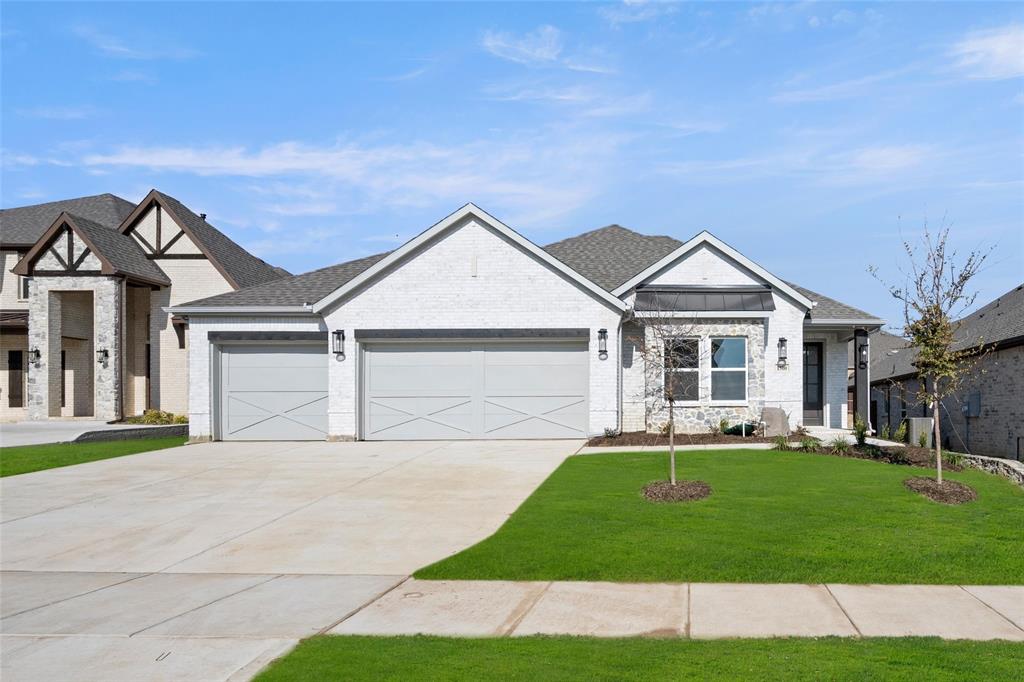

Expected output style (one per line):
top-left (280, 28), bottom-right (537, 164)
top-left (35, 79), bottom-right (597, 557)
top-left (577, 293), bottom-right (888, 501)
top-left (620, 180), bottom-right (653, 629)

top-left (0, 191), bottom-right (287, 422)
top-left (871, 284), bottom-right (1024, 460)
top-left (169, 204), bottom-right (883, 442)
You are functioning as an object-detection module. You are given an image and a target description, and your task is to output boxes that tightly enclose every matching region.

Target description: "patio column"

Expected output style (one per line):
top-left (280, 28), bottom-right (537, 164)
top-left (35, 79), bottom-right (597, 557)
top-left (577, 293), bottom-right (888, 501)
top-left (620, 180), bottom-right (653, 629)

top-left (853, 328), bottom-right (870, 431)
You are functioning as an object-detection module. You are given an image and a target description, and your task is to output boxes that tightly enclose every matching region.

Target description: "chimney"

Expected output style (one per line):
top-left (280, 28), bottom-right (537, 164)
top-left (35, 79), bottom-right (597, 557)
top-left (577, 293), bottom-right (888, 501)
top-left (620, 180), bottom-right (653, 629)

top-left (199, 213), bottom-right (207, 220)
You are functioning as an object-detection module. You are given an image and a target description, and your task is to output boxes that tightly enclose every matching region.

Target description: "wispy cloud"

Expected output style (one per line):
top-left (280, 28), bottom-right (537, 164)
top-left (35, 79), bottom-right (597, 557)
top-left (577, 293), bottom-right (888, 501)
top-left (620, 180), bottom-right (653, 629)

top-left (950, 24), bottom-right (1024, 80)
top-left (600, 0), bottom-right (679, 27)
top-left (108, 69), bottom-right (158, 84)
top-left (771, 67), bottom-right (910, 103)
top-left (483, 83), bottom-right (594, 104)
top-left (662, 120), bottom-right (726, 136)
top-left (481, 25), bottom-right (562, 66)
top-left (72, 25), bottom-right (199, 60)
top-left (17, 105), bottom-right (98, 120)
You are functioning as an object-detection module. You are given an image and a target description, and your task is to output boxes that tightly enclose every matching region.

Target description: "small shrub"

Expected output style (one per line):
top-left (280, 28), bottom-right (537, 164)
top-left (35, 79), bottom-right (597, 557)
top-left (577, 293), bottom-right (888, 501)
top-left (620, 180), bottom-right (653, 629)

top-left (719, 418), bottom-right (730, 434)
top-left (944, 451), bottom-right (965, 468)
top-left (880, 424), bottom-right (891, 440)
top-left (894, 421), bottom-right (907, 443)
top-left (125, 409), bottom-right (187, 425)
top-left (772, 435), bottom-right (791, 451)
top-left (603, 427), bottom-right (620, 439)
top-left (660, 421), bottom-right (673, 436)
top-left (793, 425), bottom-right (810, 437)
top-left (829, 436), bottom-right (850, 454)
top-left (799, 436), bottom-right (820, 452)
top-left (918, 432), bottom-right (928, 448)
top-left (853, 416), bottom-right (868, 447)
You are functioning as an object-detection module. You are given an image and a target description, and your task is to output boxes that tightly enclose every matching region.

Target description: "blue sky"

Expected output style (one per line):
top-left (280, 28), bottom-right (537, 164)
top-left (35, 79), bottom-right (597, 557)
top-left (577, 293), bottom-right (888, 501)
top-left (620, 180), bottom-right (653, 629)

top-left (3, 1), bottom-right (1022, 326)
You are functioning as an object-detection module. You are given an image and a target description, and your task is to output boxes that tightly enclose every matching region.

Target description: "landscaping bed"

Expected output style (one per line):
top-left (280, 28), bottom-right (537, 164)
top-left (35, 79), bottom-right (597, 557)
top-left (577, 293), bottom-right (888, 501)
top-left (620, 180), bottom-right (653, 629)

top-left (416, 449), bottom-right (1023, 583)
top-left (781, 440), bottom-right (965, 472)
top-left (904, 477), bottom-right (978, 505)
top-left (255, 635), bottom-right (1024, 682)
top-left (588, 430), bottom-right (773, 447)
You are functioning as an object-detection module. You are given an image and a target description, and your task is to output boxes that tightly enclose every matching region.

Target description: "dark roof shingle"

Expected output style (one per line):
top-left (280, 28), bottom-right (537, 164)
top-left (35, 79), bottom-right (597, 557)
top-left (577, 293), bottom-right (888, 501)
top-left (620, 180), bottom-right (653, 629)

top-left (1, 194), bottom-right (135, 247)
top-left (786, 282), bottom-right (881, 323)
top-left (69, 213), bottom-right (171, 286)
top-left (543, 225), bottom-right (681, 291)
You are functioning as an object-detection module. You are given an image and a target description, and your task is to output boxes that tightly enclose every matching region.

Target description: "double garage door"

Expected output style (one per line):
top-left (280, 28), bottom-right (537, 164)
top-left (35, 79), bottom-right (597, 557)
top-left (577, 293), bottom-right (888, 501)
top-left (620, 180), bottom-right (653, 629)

top-left (218, 340), bottom-right (589, 440)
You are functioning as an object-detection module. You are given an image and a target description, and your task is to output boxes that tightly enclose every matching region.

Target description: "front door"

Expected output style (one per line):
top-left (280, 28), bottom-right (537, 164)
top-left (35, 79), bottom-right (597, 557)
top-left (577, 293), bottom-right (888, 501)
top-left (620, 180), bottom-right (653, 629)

top-left (803, 342), bottom-right (824, 426)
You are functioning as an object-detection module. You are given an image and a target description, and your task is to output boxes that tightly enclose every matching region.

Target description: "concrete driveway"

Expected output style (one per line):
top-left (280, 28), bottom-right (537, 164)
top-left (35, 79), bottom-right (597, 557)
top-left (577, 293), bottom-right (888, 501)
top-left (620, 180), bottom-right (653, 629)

top-left (0, 439), bottom-right (576, 681)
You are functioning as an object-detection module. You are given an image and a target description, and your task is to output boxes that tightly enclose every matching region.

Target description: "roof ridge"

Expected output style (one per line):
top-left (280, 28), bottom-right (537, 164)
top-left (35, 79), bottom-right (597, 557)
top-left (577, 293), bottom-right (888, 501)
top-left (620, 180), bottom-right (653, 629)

top-left (0, 192), bottom-right (132, 212)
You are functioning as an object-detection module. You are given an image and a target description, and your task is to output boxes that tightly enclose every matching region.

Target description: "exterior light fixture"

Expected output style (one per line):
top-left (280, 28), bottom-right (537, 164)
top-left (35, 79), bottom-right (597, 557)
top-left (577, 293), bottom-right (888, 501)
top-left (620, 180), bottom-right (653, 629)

top-left (96, 349), bottom-right (109, 365)
top-left (858, 342), bottom-right (868, 370)
top-left (29, 348), bottom-right (41, 366)
top-left (597, 328), bottom-right (608, 360)
top-left (777, 337), bottom-right (788, 368)
top-left (332, 330), bottom-right (346, 359)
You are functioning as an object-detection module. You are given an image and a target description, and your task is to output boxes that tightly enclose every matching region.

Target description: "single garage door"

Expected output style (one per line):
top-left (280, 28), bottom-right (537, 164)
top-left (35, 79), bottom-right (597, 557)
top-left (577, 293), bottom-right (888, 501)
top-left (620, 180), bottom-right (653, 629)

top-left (363, 341), bottom-right (588, 440)
top-left (219, 344), bottom-right (328, 440)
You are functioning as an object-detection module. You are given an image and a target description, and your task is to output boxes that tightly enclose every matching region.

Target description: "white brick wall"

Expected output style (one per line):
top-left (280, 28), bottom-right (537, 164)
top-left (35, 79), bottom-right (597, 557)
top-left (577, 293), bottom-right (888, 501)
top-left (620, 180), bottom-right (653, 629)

top-left (0, 249), bottom-right (29, 310)
top-left (648, 244), bottom-right (762, 287)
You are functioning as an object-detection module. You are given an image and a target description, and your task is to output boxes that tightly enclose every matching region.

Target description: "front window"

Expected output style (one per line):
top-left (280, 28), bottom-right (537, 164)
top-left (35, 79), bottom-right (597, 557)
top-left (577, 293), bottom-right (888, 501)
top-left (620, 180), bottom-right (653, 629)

top-left (18, 276), bottom-right (31, 300)
top-left (664, 338), bottom-right (699, 402)
top-left (711, 337), bottom-right (747, 401)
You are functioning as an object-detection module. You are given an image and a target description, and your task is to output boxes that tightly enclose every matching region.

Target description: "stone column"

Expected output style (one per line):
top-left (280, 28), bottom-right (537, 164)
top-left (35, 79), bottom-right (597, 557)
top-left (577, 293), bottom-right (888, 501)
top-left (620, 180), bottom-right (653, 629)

top-left (92, 277), bottom-right (123, 421)
top-left (26, 283), bottom-right (57, 420)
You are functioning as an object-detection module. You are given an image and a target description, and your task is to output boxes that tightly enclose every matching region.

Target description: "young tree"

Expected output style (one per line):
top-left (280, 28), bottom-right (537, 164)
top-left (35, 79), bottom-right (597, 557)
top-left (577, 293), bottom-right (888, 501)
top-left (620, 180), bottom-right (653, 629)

top-left (870, 223), bottom-right (990, 484)
top-left (624, 300), bottom-right (702, 486)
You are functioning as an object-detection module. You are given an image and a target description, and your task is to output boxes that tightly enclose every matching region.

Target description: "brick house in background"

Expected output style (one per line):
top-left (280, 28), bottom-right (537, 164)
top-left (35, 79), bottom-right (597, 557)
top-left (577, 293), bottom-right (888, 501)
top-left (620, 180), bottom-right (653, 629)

top-left (0, 191), bottom-right (287, 422)
top-left (871, 284), bottom-right (1024, 460)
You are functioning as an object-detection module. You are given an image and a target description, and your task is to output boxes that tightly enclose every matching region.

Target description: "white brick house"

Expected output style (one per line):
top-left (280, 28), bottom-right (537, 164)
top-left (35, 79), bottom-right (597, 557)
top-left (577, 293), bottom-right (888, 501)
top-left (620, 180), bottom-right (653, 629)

top-left (170, 204), bottom-right (883, 442)
top-left (0, 191), bottom-right (287, 423)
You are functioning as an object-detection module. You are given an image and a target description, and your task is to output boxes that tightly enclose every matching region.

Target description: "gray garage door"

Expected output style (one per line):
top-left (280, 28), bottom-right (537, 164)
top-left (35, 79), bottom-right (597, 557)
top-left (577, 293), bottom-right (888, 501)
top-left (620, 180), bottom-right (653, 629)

top-left (219, 344), bottom-right (328, 440)
top-left (363, 342), bottom-right (588, 440)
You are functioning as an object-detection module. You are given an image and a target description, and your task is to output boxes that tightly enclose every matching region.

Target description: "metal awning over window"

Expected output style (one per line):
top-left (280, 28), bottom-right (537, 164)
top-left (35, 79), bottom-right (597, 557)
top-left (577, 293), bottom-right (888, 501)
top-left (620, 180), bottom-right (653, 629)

top-left (634, 286), bottom-right (775, 312)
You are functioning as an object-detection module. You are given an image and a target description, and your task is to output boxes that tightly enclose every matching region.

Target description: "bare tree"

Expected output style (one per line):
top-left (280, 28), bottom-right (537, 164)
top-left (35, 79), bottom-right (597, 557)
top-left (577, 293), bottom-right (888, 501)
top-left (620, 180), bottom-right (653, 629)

top-left (624, 297), bottom-right (703, 486)
top-left (870, 223), bottom-right (991, 484)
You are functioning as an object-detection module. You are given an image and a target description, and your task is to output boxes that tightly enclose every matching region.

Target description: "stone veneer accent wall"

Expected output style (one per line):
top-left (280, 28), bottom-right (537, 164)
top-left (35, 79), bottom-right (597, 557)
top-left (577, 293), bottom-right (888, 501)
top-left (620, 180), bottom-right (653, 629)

top-left (27, 276), bottom-right (122, 421)
top-left (623, 318), bottom-right (767, 434)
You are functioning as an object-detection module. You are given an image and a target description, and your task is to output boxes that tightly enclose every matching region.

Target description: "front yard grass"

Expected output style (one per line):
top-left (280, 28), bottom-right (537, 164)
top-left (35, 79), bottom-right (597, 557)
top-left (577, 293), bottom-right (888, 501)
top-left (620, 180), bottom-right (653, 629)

top-left (416, 449), bottom-right (1024, 584)
top-left (0, 436), bottom-right (187, 477)
top-left (255, 635), bottom-right (1024, 681)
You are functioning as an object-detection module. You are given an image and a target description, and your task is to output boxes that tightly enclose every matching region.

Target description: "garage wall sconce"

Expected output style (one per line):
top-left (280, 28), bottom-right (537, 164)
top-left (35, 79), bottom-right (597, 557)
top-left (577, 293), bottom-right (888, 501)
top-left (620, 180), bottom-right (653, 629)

top-left (777, 337), bottom-right (788, 368)
top-left (332, 330), bottom-right (346, 359)
top-left (96, 349), bottom-right (109, 366)
top-left (29, 348), bottom-right (41, 366)
top-left (597, 328), bottom-right (608, 360)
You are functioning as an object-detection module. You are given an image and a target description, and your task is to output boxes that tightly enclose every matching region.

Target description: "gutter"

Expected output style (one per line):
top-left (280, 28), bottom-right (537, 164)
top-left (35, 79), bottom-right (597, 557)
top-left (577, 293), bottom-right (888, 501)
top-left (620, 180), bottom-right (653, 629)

top-left (807, 318), bottom-right (885, 326)
top-left (164, 305), bottom-right (317, 316)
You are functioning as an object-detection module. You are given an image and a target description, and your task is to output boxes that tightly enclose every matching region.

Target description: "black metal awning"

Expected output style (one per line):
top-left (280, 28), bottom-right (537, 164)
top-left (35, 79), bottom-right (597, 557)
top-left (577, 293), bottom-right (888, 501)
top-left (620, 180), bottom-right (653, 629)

top-left (634, 286), bottom-right (775, 312)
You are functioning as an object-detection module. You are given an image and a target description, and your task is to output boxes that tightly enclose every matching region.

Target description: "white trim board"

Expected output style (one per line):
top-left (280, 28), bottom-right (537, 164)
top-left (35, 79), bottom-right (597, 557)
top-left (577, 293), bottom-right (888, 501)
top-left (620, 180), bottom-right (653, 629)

top-left (611, 230), bottom-right (815, 310)
top-left (312, 203), bottom-right (627, 314)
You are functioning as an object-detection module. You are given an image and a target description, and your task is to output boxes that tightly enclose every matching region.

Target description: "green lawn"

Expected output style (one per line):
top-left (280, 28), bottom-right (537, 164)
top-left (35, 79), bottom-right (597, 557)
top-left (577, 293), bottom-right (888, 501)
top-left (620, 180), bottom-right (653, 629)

top-left (255, 636), bottom-right (1024, 681)
top-left (0, 437), bottom-right (187, 477)
top-left (417, 450), bottom-right (1024, 584)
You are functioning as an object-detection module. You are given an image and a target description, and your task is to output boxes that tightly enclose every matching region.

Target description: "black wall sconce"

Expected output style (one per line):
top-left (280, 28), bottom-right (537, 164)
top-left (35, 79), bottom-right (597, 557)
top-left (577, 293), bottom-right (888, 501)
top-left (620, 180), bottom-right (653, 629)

top-left (29, 348), bottom-right (41, 366)
top-left (96, 349), bottom-right (109, 365)
top-left (597, 328), bottom-right (608, 360)
top-left (777, 337), bottom-right (788, 368)
top-left (858, 342), bottom-right (868, 370)
top-left (332, 329), bottom-right (346, 359)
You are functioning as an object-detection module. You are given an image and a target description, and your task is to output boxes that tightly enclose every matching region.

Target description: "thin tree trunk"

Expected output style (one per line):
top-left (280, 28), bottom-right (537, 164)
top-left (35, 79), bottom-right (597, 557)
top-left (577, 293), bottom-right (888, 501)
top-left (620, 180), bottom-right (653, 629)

top-left (669, 404), bottom-right (676, 486)
top-left (932, 392), bottom-right (943, 485)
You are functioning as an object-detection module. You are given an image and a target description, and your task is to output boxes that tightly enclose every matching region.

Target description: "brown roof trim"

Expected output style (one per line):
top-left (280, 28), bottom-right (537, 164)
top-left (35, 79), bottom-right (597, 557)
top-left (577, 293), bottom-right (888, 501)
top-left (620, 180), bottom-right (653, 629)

top-left (116, 189), bottom-right (243, 290)
top-left (12, 212), bottom-right (170, 288)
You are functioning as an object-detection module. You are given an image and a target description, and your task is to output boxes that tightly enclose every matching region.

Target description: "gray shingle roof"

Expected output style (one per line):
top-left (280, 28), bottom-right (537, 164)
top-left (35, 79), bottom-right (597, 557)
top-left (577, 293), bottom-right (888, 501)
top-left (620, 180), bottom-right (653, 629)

top-left (872, 283), bottom-right (1024, 381)
top-left (154, 191), bottom-right (288, 289)
top-left (1, 194), bottom-right (135, 247)
top-left (69, 213), bottom-right (171, 286)
top-left (543, 225), bottom-right (681, 291)
top-left (179, 252), bottom-right (390, 307)
top-left (786, 282), bottom-right (881, 323)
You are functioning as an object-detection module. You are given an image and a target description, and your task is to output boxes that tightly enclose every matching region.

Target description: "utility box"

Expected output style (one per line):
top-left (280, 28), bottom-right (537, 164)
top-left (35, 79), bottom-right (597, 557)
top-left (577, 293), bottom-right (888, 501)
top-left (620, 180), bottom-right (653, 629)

top-left (961, 392), bottom-right (981, 418)
top-left (908, 417), bottom-right (933, 448)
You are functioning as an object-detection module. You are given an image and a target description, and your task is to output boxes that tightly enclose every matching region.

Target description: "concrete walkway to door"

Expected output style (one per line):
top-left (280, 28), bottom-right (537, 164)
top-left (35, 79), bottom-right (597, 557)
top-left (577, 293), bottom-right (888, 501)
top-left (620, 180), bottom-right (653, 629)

top-left (1, 439), bottom-right (576, 681)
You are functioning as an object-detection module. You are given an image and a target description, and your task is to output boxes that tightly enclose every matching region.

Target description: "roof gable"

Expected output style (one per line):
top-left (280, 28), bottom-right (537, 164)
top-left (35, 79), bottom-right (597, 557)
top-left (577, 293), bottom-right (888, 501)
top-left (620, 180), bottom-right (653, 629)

top-left (544, 225), bottom-right (681, 291)
top-left (310, 203), bottom-right (626, 313)
top-left (13, 212), bottom-right (170, 286)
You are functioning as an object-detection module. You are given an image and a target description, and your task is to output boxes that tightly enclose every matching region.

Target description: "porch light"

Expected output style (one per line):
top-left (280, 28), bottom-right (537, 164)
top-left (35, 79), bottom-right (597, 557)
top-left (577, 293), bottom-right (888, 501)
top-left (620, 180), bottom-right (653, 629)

top-left (858, 342), bottom-right (868, 370)
top-left (96, 349), bottom-right (109, 365)
top-left (777, 337), bottom-right (788, 368)
top-left (332, 329), bottom-right (345, 359)
top-left (597, 328), bottom-right (608, 360)
top-left (29, 348), bottom-right (41, 366)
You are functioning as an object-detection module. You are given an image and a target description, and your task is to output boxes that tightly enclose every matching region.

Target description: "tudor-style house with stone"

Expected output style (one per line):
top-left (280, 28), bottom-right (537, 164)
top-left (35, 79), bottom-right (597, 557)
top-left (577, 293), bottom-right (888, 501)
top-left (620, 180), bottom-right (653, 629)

top-left (0, 191), bottom-right (286, 423)
top-left (168, 204), bottom-right (884, 443)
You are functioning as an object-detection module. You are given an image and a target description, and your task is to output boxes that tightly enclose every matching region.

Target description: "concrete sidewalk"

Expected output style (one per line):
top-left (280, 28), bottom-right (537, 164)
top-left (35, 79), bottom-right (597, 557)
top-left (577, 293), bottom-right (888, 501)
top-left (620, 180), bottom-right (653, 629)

top-left (333, 579), bottom-right (1024, 641)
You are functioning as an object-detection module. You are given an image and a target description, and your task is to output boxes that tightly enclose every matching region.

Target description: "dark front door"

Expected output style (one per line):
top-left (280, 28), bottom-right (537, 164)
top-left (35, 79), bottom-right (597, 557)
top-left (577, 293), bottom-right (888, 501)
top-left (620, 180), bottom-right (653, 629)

top-left (803, 342), bottom-right (824, 426)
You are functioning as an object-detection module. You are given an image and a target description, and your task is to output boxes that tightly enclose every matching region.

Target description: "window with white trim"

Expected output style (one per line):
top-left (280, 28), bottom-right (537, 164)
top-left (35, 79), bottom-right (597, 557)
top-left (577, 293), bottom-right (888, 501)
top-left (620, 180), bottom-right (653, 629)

top-left (16, 251), bottom-right (30, 301)
top-left (664, 338), bottom-right (699, 402)
top-left (711, 337), bottom-right (747, 401)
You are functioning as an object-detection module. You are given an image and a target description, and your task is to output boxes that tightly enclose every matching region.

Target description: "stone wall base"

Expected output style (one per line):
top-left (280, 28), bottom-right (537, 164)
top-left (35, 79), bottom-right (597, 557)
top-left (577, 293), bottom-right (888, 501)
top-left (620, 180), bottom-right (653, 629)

top-left (961, 454), bottom-right (1024, 486)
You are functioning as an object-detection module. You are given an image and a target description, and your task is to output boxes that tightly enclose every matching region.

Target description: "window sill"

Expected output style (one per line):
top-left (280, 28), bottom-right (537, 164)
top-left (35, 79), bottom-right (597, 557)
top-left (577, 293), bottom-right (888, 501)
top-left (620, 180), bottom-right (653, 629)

top-left (709, 401), bottom-right (749, 407)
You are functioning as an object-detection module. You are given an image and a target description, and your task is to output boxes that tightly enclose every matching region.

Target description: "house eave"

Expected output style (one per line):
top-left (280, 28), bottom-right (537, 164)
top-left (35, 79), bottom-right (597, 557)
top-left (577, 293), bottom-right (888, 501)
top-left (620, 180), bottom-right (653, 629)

top-left (165, 305), bottom-right (316, 316)
top-left (805, 318), bottom-right (885, 327)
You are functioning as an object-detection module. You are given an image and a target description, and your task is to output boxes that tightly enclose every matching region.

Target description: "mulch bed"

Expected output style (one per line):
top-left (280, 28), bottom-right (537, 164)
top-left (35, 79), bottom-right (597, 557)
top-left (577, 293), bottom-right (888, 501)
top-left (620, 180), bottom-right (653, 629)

top-left (903, 476), bottom-right (977, 505)
top-left (643, 480), bottom-right (712, 503)
top-left (813, 445), bottom-right (964, 472)
top-left (589, 431), bottom-right (772, 447)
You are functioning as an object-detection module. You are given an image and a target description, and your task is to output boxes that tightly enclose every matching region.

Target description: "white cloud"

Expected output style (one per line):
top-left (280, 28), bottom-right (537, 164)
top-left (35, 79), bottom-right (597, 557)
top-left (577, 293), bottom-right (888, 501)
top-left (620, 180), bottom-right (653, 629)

top-left (950, 24), bottom-right (1024, 80)
top-left (600, 0), bottom-right (679, 27)
top-left (483, 84), bottom-right (595, 103)
top-left (17, 106), bottom-right (98, 120)
top-left (481, 25), bottom-right (562, 65)
top-left (72, 25), bottom-right (198, 60)
top-left (663, 120), bottom-right (726, 136)
top-left (772, 68), bottom-right (909, 103)
top-left (259, 202), bottom-right (338, 217)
